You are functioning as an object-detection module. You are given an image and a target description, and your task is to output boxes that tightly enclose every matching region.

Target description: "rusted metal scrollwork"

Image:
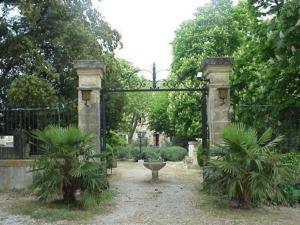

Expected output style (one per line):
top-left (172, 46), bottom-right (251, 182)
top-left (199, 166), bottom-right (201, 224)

top-left (156, 79), bottom-right (179, 89)
top-left (126, 78), bottom-right (151, 89)
top-left (104, 62), bottom-right (207, 93)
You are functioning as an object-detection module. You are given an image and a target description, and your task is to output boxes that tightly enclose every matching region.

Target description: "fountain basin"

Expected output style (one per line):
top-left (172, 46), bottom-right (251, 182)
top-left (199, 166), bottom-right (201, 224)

top-left (143, 162), bottom-right (166, 181)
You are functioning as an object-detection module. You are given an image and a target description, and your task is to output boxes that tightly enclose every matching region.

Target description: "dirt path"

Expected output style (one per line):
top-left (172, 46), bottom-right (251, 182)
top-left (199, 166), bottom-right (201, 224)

top-left (1, 161), bottom-right (300, 225)
top-left (93, 161), bottom-right (300, 225)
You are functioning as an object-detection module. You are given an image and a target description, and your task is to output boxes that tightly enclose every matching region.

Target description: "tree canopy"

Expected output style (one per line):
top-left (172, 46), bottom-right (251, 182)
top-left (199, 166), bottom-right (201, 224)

top-left (148, 0), bottom-right (299, 150)
top-left (0, 0), bottom-right (127, 130)
top-left (7, 75), bottom-right (58, 108)
top-left (116, 59), bottom-right (153, 143)
top-left (149, 0), bottom-right (251, 142)
top-left (148, 92), bottom-right (173, 137)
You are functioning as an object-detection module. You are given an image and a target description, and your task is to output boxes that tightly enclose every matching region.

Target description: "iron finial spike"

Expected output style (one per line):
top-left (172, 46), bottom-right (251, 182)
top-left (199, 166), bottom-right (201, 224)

top-left (152, 62), bottom-right (156, 89)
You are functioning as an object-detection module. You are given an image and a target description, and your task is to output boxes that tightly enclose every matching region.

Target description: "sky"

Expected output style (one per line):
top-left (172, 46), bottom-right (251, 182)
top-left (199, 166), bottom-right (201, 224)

top-left (94, 0), bottom-right (211, 79)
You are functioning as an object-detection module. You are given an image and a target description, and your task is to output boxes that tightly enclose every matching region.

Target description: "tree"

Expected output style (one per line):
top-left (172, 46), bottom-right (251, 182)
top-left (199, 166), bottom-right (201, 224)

top-left (231, 0), bottom-right (300, 150)
top-left (168, 89), bottom-right (201, 142)
top-left (148, 92), bottom-right (174, 137)
top-left (232, 0), bottom-right (300, 108)
top-left (7, 75), bottom-right (58, 108)
top-left (0, 1), bottom-right (121, 103)
top-left (249, 0), bottom-right (285, 16)
top-left (0, 0), bottom-right (127, 130)
top-left (169, 0), bottom-right (251, 142)
top-left (121, 91), bottom-right (153, 144)
top-left (114, 60), bottom-right (154, 143)
top-left (31, 125), bottom-right (108, 206)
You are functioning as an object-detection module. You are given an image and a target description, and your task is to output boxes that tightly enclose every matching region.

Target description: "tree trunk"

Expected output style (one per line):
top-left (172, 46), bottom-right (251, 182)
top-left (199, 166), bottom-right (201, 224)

top-left (62, 159), bottom-right (76, 203)
top-left (239, 192), bottom-right (250, 208)
top-left (62, 184), bottom-right (76, 203)
top-left (128, 115), bottom-right (139, 144)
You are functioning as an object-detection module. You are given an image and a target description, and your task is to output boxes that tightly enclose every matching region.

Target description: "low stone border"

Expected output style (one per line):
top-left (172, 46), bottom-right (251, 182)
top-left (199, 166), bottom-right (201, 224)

top-left (0, 159), bottom-right (34, 167)
top-left (0, 160), bottom-right (34, 190)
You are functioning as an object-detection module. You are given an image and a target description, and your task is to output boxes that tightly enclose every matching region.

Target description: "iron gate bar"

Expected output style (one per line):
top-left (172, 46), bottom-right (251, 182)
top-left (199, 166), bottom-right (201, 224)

top-left (100, 89), bottom-right (106, 153)
top-left (101, 86), bottom-right (209, 150)
top-left (201, 85), bottom-right (209, 164)
top-left (103, 88), bottom-right (206, 93)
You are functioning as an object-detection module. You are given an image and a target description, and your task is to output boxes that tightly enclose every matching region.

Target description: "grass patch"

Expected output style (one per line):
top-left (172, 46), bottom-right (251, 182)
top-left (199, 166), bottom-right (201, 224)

top-left (196, 185), bottom-right (230, 209)
top-left (8, 190), bottom-right (114, 223)
top-left (194, 185), bottom-right (300, 224)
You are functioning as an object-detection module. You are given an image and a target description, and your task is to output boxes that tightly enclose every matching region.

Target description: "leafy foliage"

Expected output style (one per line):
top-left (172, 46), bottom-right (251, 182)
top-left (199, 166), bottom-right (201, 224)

top-left (116, 60), bottom-right (153, 143)
top-left (231, 0), bottom-right (300, 151)
top-left (115, 146), bottom-right (134, 160)
top-left (114, 145), bottom-right (188, 162)
top-left (105, 144), bottom-right (117, 172)
top-left (0, 1), bottom-right (126, 130)
top-left (7, 75), bottom-right (58, 108)
top-left (249, 0), bottom-right (285, 16)
top-left (167, 0), bottom-right (300, 151)
top-left (148, 92), bottom-right (174, 137)
top-left (106, 131), bottom-right (127, 147)
top-left (197, 145), bottom-right (204, 167)
top-left (160, 146), bottom-right (187, 161)
top-left (165, 0), bottom-right (251, 141)
top-left (281, 152), bottom-right (300, 203)
top-left (31, 126), bottom-right (108, 207)
top-left (205, 123), bottom-right (289, 207)
top-left (121, 91), bottom-right (152, 143)
top-left (131, 147), bottom-right (162, 162)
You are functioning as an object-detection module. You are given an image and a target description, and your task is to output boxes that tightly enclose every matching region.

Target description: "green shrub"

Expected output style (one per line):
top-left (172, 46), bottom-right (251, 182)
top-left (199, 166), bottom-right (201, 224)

top-left (282, 152), bottom-right (300, 203)
top-left (115, 146), bottom-right (134, 159)
top-left (107, 131), bottom-right (127, 147)
top-left (31, 126), bottom-right (108, 207)
top-left (144, 147), bottom-right (162, 161)
top-left (171, 136), bottom-right (188, 148)
top-left (131, 147), bottom-right (161, 162)
top-left (7, 75), bottom-right (58, 108)
top-left (106, 144), bottom-right (115, 170)
top-left (205, 123), bottom-right (289, 207)
top-left (128, 146), bottom-right (141, 161)
top-left (131, 138), bottom-right (148, 147)
top-left (197, 144), bottom-right (210, 166)
top-left (160, 146), bottom-right (187, 161)
top-left (197, 145), bottom-right (204, 167)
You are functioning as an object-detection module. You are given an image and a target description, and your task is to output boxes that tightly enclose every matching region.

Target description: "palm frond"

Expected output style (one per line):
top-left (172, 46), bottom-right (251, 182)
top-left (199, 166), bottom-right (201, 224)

top-left (30, 125), bottom-right (107, 207)
top-left (205, 123), bottom-right (289, 207)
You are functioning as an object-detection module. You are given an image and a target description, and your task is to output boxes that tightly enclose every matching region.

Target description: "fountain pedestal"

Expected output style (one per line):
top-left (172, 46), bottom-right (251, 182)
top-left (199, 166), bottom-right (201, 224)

top-left (143, 162), bottom-right (166, 181)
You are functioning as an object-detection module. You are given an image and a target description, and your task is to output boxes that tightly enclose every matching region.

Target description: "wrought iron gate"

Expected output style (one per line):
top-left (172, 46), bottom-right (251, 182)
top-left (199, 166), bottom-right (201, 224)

top-left (100, 63), bottom-right (209, 154)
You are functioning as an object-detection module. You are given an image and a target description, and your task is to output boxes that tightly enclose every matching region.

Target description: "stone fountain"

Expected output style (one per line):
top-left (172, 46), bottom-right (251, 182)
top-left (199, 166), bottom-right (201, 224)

top-left (143, 162), bottom-right (166, 181)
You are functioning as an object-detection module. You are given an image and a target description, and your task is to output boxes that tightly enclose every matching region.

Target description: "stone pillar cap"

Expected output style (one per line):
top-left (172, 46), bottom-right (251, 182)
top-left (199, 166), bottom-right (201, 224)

top-left (74, 60), bottom-right (106, 73)
top-left (199, 57), bottom-right (233, 72)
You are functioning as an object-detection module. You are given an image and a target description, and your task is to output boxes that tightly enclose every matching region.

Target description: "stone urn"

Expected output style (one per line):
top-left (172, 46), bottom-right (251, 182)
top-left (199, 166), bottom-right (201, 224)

top-left (143, 162), bottom-right (166, 181)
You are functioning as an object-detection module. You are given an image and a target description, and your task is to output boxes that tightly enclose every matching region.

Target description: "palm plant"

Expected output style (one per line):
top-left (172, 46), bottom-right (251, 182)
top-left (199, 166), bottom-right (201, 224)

top-left (204, 123), bottom-right (289, 207)
top-left (31, 125), bottom-right (108, 207)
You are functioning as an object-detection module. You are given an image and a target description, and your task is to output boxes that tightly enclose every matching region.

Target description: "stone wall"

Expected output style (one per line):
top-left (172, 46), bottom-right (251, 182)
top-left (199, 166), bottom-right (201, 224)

top-left (0, 160), bottom-right (33, 190)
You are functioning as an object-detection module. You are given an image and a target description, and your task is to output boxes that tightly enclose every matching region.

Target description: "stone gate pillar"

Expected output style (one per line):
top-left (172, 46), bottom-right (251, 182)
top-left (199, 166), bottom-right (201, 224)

top-left (200, 57), bottom-right (233, 145)
top-left (74, 60), bottom-right (106, 153)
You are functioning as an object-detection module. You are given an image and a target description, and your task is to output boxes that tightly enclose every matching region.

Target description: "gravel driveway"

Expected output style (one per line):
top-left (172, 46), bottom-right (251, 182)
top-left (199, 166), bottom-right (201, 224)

top-left (93, 161), bottom-right (300, 225)
top-left (1, 161), bottom-right (300, 225)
